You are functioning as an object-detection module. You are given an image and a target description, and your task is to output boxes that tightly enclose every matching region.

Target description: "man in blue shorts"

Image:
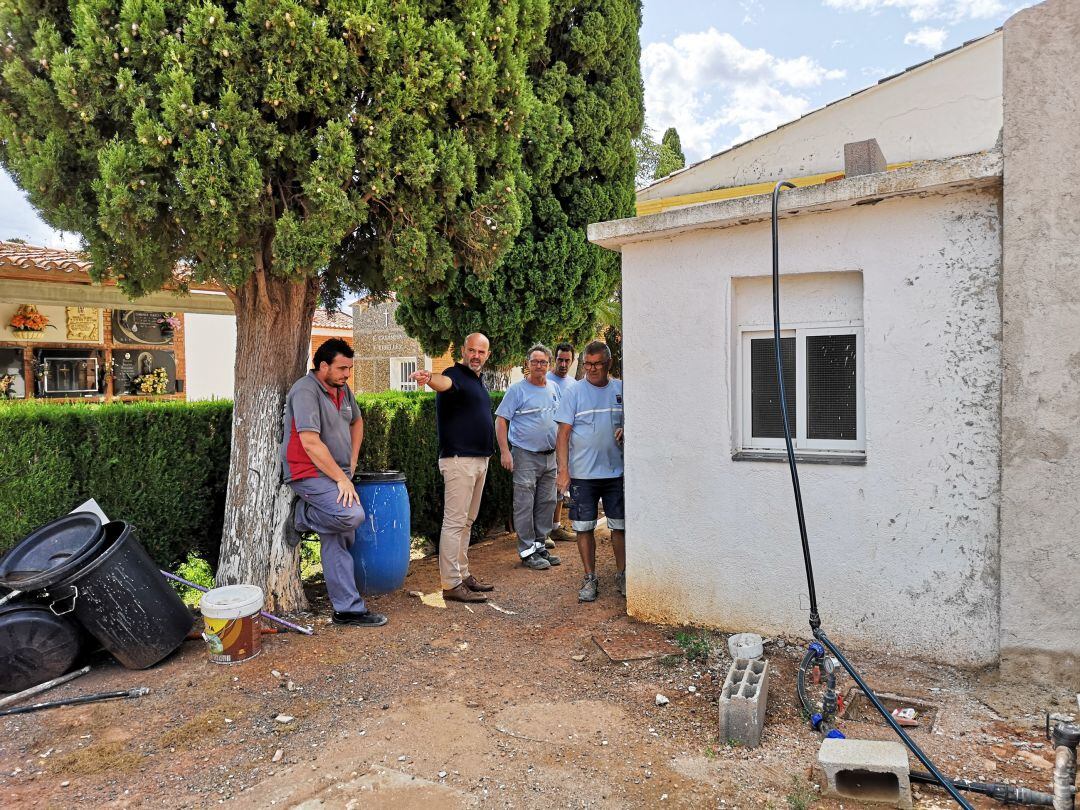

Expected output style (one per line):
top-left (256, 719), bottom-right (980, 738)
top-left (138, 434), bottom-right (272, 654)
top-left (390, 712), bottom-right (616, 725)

top-left (555, 340), bottom-right (625, 603)
top-left (495, 344), bottom-right (562, 571)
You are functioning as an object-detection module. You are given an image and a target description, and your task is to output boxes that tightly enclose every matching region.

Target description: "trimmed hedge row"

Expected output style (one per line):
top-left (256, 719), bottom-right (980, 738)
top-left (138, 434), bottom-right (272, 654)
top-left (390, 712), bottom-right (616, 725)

top-left (0, 393), bottom-right (512, 568)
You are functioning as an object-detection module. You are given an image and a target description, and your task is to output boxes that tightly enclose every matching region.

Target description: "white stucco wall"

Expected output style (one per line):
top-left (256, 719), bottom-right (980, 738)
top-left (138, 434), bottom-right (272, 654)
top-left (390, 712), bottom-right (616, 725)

top-left (183, 313), bottom-right (236, 400)
top-left (999, 0), bottom-right (1080, 672)
top-left (639, 32), bottom-right (1002, 201)
top-left (621, 188), bottom-right (1002, 664)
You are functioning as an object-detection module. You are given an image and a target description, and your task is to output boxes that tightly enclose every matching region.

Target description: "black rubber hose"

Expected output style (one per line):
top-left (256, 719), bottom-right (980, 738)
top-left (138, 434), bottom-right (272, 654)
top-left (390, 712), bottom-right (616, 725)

top-left (0, 688), bottom-right (148, 717)
top-left (910, 770), bottom-right (1055, 805)
top-left (770, 181), bottom-right (972, 810)
top-left (796, 647), bottom-right (818, 719)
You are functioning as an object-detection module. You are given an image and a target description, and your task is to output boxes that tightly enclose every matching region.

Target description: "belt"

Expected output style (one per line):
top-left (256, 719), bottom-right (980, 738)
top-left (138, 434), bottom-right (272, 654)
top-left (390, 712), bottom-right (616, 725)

top-left (515, 447), bottom-right (556, 455)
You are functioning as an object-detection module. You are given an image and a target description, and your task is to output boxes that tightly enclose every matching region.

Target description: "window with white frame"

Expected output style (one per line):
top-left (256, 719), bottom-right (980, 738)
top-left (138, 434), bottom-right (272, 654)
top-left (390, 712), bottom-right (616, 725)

top-left (739, 325), bottom-right (864, 455)
top-left (390, 357), bottom-right (418, 391)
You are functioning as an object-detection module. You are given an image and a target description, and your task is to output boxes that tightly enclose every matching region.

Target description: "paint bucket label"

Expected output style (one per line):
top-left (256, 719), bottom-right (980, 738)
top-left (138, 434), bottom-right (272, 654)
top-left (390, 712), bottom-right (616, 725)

top-left (202, 614), bottom-right (262, 664)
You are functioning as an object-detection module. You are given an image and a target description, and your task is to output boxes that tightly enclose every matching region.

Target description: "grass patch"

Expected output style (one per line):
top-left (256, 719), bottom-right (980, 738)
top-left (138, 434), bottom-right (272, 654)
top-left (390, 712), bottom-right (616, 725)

top-left (48, 741), bottom-right (142, 776)
top-left (159, 700), bottom-right (247, 751)
top-left (674, 630), bottom-right (713, 663)
top-left (786, 775), bottom-right (817, 810)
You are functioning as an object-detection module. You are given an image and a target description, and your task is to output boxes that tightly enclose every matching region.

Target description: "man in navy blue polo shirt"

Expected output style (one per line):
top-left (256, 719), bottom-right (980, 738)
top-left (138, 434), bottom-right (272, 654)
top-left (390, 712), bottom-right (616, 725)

top-left (411, 333), bottom-right (496, 603)
top-left (281, 338), bottom-right (387, 627)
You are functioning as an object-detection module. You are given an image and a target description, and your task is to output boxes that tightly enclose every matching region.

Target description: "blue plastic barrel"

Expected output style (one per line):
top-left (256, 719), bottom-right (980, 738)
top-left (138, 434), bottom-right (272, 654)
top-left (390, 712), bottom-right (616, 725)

top-left (351, 471), bottom-right (411, 596)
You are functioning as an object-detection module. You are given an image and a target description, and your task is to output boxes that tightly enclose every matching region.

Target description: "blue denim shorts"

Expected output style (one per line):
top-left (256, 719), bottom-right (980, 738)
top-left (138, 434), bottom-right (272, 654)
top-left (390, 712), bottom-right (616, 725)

top-left (568, 477), bottom-right (625, 531)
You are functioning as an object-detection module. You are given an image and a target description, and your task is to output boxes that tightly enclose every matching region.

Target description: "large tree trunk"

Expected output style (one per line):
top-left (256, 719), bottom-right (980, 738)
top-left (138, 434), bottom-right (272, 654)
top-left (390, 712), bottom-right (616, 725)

top-left (216, 270), bottom-right (320, 613)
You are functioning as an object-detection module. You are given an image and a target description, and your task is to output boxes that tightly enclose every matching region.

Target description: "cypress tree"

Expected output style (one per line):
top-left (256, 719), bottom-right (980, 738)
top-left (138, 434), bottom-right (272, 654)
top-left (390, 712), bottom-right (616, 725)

top-left (0, 0), bottom-right (541, 609)
top-left (655, 126), bottom-right (685, 178)
top-left (393, 0), bottom-right (644, 367)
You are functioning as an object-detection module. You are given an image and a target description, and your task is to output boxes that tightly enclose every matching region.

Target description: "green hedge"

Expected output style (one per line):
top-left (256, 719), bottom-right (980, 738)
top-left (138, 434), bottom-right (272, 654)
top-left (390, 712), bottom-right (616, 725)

top-left (0, 393), bottom-right (512, 568)
top-left (0, 399), bottom-right (233, 567)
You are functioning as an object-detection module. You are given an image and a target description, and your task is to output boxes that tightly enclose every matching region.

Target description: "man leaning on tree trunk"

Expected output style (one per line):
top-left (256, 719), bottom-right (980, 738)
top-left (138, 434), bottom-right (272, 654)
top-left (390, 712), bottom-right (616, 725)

top-left (280, 337), bottom-right (388, 628)
top-left (411, 333), bottom-right (497, 603)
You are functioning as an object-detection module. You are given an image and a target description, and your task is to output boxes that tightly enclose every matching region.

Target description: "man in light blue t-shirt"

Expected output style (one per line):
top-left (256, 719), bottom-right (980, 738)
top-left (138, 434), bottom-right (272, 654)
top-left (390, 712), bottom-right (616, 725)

top-left (496, 345), bottom-right (563, 571)
top-left (555, 340), bottom-right (625, 603)
top-left (545, 342), bottom-right (577, 542)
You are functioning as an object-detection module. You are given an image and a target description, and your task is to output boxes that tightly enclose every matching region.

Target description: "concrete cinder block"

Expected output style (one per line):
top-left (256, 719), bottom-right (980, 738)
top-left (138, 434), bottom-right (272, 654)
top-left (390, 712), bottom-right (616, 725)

top-left (817, 738), bottom-right (913, 809)
top-left (844, 138), bottom-right (887, 177)
top-left (717, 657), bottom-right (769, 747)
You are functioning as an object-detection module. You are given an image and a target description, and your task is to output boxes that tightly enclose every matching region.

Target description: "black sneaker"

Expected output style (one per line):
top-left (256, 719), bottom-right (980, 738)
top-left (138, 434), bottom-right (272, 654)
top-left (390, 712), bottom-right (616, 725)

top-left (286, 497), bottom-right (305, 548)
top-left (539, 549), bottom-right (561, 566)
top-left (332, 610), bottom-right (388, 627)
top-left (522, 553), bottom-right (551, 571)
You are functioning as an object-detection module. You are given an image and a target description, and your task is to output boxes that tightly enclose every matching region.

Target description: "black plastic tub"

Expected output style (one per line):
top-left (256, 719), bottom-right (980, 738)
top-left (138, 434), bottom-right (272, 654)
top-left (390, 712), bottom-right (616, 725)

top-left (0, 602), bottom-right (83, 693)
top-left (52, 521), bottom-right (193, 670)
top-left (0, 512), bottom-right (105, 592)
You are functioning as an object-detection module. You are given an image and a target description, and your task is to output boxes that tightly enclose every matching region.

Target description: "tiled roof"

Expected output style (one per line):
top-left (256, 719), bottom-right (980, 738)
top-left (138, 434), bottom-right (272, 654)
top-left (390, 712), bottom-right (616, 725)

top-left (0, 241), bottom-right (90, 274)
top-left (313, 308), bottom-right (353, 329)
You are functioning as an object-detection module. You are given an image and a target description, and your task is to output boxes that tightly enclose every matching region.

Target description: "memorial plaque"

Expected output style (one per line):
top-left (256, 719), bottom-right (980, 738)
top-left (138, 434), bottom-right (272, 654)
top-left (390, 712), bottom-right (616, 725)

top-left (113, 349), bottom-right (177, 394)
top-left (36, 349), bottom-right (104, 397)
top-left (0, 348), bottom-right (26, 399)
top-left (66, 307), bottom-right (101, 342)
top-left (111, 309), bottom-right (173, 346)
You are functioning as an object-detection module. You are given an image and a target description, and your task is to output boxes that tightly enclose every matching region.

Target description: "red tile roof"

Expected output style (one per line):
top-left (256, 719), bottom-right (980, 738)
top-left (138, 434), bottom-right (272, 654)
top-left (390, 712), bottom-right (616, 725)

top-left (0, 241), bottom-right (90, 274)
top-left (312, 308), bottom-right (353, 329)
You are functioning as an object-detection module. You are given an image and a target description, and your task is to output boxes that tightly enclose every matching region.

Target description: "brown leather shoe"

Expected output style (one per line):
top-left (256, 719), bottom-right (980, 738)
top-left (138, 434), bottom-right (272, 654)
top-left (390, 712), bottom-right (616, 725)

top-left (463, 575), bottom-right (494, 592)
top-left (443, 583), bottom-right (487, 603)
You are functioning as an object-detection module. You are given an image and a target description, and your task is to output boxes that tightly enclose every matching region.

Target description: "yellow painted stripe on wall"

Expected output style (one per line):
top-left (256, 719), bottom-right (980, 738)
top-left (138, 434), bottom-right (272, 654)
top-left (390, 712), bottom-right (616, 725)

top-left (635, 163), bottom-right (914, 217)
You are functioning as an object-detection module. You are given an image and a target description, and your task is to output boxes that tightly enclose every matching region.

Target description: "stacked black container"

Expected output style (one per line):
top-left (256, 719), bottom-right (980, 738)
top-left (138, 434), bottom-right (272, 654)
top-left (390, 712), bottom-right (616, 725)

top-left (0, 512), bottom-right (193, 691)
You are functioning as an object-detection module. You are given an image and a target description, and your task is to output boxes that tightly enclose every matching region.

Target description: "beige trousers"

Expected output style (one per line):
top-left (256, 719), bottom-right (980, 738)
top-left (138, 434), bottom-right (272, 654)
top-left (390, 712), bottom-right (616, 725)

top-left (438, 456), bottom-right (489, 589)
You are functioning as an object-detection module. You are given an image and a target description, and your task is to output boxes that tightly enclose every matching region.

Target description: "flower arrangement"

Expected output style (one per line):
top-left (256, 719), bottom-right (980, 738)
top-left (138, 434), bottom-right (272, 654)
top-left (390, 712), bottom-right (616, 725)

top-left (0, 374), bottom-right (15, 399)
top-left (157, 312), bottom-right (181, 332)
top-left (135, 367), bottom-right (170, 395)
top-left (8, 305), bottom-right (54, 336)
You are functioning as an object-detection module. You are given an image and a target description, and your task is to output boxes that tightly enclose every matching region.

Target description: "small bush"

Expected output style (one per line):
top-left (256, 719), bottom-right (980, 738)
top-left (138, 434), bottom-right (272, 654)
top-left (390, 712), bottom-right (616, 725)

top-left (172, 552), bottom-right (215, 607)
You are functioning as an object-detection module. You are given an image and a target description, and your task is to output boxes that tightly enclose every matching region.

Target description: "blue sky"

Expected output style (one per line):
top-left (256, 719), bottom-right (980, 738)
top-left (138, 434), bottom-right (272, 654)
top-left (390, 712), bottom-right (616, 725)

top-left (2, 0), bottom-right (1027, 249)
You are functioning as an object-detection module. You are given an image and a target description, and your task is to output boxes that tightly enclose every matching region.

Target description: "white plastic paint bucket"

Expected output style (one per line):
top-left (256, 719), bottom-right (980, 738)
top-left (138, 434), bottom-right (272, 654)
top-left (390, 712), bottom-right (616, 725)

top-left (200, 585), bottom-right (264, 664)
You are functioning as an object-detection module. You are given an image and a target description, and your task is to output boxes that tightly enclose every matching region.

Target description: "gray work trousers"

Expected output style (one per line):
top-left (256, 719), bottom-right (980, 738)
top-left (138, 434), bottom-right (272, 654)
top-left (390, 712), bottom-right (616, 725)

top-left (511, 446), bottom-right (557, 558)
top-left (290, 476), bottom-right (366, 613)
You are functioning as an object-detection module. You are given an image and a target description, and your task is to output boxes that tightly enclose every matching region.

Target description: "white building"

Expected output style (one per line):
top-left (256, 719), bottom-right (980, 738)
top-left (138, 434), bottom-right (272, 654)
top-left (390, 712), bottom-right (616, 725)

top-left (590, 0), bottom-right (1079, 672)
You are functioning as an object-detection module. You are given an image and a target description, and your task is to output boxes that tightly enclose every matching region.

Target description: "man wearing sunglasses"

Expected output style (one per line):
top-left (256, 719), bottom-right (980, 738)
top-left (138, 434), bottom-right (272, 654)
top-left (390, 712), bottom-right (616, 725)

top-left (495, 344), bottom-right (562, 571)
top-left (555, 341), bottom-right (626, 603)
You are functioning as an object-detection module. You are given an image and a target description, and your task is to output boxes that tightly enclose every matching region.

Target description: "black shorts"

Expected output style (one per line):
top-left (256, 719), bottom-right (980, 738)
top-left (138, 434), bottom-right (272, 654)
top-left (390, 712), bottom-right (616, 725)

top-left (568, 477), bottom-right (625, 531)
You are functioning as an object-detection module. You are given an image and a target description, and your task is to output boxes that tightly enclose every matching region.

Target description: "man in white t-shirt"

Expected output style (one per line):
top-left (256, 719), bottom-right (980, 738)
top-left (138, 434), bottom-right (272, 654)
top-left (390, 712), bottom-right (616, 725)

top-left (555, 340), bottom-right (625, 603)
top-left (545, 342), bottom-right (577, 543)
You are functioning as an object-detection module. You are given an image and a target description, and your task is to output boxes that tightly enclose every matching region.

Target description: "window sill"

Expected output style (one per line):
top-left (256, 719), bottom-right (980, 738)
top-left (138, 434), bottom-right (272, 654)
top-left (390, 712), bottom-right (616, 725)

top-left (732, 450), bottom-right (866, 465)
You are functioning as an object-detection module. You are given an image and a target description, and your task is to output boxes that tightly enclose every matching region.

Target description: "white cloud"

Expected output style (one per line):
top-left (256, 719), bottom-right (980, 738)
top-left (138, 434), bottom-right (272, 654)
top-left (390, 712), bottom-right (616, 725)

top-left (822, 0), bottom-right (1007, 22)
top-left (641, 29), bottom-right (845, 161)
top-left (0, 170), bottom-right (83, 250)
top-left (904, 26), bottom-right (949, 49)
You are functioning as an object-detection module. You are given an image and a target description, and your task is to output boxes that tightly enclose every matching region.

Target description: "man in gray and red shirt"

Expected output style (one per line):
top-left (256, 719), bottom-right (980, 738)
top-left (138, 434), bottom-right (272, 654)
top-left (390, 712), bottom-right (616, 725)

top-left (281, 338), bottom-right (387, 627)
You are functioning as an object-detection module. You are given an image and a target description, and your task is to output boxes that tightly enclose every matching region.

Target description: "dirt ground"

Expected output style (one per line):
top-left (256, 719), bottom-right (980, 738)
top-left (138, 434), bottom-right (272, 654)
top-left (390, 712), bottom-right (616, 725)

top-left (1, 526), bottom-right (1077, 809)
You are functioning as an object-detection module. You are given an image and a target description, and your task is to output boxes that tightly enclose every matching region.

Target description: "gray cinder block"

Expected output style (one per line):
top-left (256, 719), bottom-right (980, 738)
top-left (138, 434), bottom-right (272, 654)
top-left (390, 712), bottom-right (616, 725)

top-left (844, 138), bottom-right (887, 177)
top-left (717, 657), bottom-right (769, 747)
top-left (817, 738), bottom-right (913, 809)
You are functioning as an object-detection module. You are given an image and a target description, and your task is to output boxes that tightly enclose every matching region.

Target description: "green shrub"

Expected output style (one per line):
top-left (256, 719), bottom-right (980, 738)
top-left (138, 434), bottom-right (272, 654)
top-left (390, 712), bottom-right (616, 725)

top-left (0, 392), bottom-right (512, 567)
top-left (172, 552), bottom-right (216, 607)
top-left (0, 399), bottom-right (232, 567)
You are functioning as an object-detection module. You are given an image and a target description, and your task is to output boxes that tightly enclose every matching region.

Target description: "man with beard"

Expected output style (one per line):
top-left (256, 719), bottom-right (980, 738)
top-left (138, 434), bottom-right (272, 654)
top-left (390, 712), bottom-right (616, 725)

top-left (282, 338), bottom-right (387, 627)
top-left (545, 342), bottom-right (577, 544)
top-left (411, 333), bottom-right (497, 603)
